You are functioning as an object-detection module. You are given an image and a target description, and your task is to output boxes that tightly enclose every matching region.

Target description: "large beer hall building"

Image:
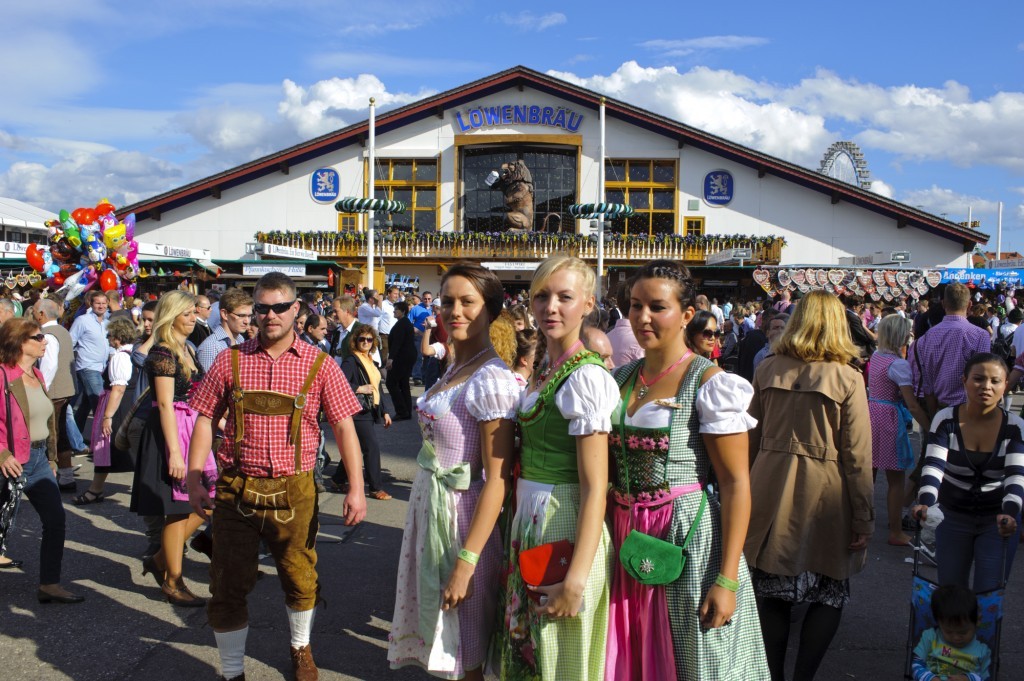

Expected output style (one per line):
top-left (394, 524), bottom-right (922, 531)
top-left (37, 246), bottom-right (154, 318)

top-left (121, 66), bottom-right (987, 295)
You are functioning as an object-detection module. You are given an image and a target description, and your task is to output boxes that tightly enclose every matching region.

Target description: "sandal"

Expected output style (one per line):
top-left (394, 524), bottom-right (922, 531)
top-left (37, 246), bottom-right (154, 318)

top-left (369, 490), bottom-right (392, 501)
top-left (72, 490), bottom-right (104, 505)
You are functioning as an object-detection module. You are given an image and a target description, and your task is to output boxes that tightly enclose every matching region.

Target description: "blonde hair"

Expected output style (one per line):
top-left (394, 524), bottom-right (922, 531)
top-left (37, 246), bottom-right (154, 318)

top-left (773, 290), bottom-right (858, 364)
top-left (489, 310), bottom-right (517, 368)
top-left (152, 290), bottom-right (198, 380)
top-left (529, 255), bottom-right (595, 301)
top-left (876, 314), bottom-right (912, 354)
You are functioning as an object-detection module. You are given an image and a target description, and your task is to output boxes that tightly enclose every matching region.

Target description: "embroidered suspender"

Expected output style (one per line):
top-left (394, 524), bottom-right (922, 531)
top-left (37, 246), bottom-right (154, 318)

top-left (230, 347), bottom-right (328, 474)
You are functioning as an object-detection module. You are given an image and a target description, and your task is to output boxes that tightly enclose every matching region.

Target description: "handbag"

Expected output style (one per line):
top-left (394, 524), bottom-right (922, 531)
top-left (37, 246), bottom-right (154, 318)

top-left (0, 371), bottom-right (26, 556)
top-left (113, 385), bottom-right (151, 453)
top-left (616, 366), bottom-right (706, 585)
top-left (518, 539), bottom-right (574, 601)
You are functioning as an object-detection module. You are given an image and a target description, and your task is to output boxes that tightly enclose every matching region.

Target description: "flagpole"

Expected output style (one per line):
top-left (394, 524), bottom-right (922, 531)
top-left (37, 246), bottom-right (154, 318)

top-left (367, 97), bottom-right (376, 289)
top-left (597, 96), bottom-right (606, 297)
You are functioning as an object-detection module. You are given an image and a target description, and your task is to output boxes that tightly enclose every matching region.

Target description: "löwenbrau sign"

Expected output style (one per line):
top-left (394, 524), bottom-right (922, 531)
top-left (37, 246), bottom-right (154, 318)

top-left (454, 104), bottom-right (584, 133)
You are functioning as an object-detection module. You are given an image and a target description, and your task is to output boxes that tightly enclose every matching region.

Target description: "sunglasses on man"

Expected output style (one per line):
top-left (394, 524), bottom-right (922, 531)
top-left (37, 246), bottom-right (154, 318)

top-left (253, 300), bottom-right (296, 315)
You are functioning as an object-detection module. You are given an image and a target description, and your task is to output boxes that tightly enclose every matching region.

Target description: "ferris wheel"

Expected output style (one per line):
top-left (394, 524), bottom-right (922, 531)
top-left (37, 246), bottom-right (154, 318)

top-left (818, 141), bottom-right (872, 190)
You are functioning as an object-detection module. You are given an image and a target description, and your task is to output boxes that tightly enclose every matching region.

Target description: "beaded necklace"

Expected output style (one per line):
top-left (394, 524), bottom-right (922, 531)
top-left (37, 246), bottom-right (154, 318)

top-left (536, 339), bottom-right (584, 383)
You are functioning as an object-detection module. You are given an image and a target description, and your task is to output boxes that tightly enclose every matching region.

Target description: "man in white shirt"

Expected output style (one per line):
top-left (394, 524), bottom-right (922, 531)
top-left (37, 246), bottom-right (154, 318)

top-left (357, 289), bottom-right (383, 331)
top-left (376, 286), bottom-right (400, 363)
top-left (196, 289), bottom-right (254, 373)
top-left (35, 298), bottom-right (79, 489)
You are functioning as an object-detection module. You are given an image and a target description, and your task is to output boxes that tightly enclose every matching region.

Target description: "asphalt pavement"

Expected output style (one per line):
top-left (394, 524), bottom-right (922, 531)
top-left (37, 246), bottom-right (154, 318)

top-left (1, 386), bottom-right (1021, 680)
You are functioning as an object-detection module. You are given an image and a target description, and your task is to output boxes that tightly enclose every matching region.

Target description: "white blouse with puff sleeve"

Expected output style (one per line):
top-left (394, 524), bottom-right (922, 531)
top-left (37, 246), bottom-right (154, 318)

top-left (108, 346), bottom-right (135, 387)
top-left (520, 362), bottom-right (619, 436)
top-left (461, 359), bottom-right (521, 422)
top-left (623, 370), bottom-right (757, 434)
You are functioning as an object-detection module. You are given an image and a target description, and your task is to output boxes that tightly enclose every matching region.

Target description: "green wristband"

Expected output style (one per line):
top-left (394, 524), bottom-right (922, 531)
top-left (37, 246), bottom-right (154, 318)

top-left (715, 573), bottom-right (739, 592)
top-left (457, 548), bottom-right (480, 566)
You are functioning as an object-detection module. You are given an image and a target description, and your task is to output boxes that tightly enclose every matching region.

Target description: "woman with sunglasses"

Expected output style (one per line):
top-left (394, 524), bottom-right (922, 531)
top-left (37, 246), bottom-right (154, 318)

top-left (331, 323), bottom-right (393, 500)
top-left (685, 310), bottom-right (721, 363)
top-left (389, 262), bottom-right (520, 681)
top-left (130, 291), bottom-right (215, 607)
top-left (0, 318), bottom-right (84, 603)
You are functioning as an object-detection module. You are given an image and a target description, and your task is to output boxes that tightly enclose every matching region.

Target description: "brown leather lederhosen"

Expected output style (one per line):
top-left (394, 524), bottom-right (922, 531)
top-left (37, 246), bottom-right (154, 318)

top-left (229, 345), bottom-right (327, 475)
top-left (207, 346), bottom-right (330, 627)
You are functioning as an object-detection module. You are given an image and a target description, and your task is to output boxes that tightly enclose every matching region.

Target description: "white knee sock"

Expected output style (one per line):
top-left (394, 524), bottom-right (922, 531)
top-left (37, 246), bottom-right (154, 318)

top-left (214, 626), bottom-right (248, 679)
top-left (287, 606), bottom-right (316, 648)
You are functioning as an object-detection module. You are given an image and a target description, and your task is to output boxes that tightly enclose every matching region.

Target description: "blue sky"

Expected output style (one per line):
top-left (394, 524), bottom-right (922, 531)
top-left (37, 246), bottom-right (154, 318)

top-left (3, 1), bottom-right (1023, 255)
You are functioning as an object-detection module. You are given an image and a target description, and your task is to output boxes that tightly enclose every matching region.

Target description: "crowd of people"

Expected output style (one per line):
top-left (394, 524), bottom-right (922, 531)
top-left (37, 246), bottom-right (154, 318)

top-left (0, 262), bottom-right (1021, 681)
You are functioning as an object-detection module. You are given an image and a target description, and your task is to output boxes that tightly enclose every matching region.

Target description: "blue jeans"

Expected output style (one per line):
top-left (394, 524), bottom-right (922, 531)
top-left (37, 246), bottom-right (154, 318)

top-left (21, 444), bottom-right (67, 585)
top-left (65, 405), bottom-right (86, 452)
top-left (73, 368), bottom-right (104, 435)
top-left (936, 507), bottom-right (1019, 593)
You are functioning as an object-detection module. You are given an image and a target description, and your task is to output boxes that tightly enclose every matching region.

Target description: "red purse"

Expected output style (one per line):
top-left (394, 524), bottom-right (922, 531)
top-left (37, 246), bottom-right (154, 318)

top-left (517, 539), bottom-right (574, 601)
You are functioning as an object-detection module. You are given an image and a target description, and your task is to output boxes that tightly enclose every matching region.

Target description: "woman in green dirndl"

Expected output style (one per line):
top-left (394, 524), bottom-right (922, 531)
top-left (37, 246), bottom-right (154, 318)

top-left (499, 256), bottom-right (617, 680)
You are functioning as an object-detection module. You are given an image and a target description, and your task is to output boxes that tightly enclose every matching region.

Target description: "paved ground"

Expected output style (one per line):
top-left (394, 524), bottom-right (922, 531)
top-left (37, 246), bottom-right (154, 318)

top-left (1, 387), bottom-right (1022, 680)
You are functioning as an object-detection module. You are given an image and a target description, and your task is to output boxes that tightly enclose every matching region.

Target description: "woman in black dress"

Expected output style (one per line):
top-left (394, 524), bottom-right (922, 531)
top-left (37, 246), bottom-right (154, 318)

top-left (130, 291), bottom-right (213, 607)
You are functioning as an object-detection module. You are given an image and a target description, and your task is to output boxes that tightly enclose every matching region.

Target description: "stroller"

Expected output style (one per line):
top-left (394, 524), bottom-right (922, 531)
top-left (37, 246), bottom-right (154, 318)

top-left (904, 525), bottom-right (1007, 680)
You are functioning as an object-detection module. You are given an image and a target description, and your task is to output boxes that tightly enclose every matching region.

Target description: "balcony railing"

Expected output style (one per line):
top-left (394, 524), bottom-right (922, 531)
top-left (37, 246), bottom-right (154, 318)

top-left (253, 230), bottom-right (785, 266)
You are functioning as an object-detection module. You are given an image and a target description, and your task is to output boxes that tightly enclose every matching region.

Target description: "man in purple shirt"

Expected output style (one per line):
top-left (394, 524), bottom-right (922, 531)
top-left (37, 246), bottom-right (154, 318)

top-left (910, 283), bottom-right (992, 418)
top-left (606, 284), bottom-right (644, 367)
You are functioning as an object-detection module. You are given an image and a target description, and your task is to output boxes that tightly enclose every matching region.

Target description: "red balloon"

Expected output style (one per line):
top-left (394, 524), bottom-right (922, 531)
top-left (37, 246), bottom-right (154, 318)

top-left (99, 269), bottom-right (119, 292)
top-left (78, 208), bottom-right (97, 226)
top-left (26, 244), bottom-right (45, 272)
top-left (95, 201), bottom-right (115, 216)
top-left (52, 272), bottom-right (65, 287)
top-left (71, 208), bottom-right (90, 225)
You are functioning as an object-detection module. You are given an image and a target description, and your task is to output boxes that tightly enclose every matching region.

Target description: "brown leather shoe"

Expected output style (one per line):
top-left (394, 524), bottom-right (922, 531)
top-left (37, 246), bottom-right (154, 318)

top-left (290, 644), bottom-right (318, 681)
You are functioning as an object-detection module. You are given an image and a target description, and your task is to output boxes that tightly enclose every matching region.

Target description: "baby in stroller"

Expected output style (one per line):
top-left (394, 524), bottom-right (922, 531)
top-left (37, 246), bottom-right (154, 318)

top-left (912, 584), bottom-right (992, 681)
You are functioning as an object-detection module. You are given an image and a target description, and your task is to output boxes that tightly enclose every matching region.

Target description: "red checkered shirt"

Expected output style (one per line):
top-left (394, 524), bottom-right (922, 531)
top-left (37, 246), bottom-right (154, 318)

top-left (190, 334), bottom-right (360, 478)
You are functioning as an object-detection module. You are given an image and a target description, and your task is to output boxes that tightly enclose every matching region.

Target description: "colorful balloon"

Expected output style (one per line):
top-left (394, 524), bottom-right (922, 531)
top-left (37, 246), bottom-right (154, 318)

top-left (123, 283), bottom-right (137, 297)
top-left (104, 221), bottom-right (127, 251)
top-left (123, 213), bottom-right (135, 241)
top-left (26, 244), bottom-right (45, 272)
top-left (99, 269), bottom-right (119, 291)
top-left (58, 210), bottom-right (82, 247)
top-left (95, 199), bottom-right (116, 216)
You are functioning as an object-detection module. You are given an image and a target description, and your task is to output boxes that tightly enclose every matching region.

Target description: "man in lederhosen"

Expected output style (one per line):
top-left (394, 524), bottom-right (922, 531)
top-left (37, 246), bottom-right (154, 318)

top-left (187, 272), bottom-right (366, 681)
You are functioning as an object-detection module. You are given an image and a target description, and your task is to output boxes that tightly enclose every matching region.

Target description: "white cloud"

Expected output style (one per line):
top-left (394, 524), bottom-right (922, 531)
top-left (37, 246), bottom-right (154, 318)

top-left (308, 51), bottom-right (482, 76)
top-left (549, 62), bottom-right (832, 166)
top-left (641, 35), bottom-right (769, 57)
top-left (496, 11), bottom-right (567, 31)
top-left (278, 75), bottom-right (433, 140)
top-left (899, 186), bottom-right (998, 220)
top-left (0, 152), bottom-right (181, 211)
top-left (869, 178), bottom-right (894, 199)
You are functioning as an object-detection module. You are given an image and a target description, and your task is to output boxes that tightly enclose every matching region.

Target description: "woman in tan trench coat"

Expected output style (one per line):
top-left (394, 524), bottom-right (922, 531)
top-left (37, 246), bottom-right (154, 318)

top-left (745, 290), bottom-right (874, 681)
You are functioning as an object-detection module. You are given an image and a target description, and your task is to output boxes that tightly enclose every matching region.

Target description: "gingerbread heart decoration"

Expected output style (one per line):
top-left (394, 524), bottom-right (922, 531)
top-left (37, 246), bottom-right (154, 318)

top-left (882, 270), bottom-right (896, 288)
top-left (827, 269), bottom-right (845, 286)
top-left (834, 285), bottom-right (847, 296)
top-left (910, 288), bottom-right (920, 300)
top-left (863, 283), bottom-right (876, 295)
top-left (857, 274), bottom-right (872, 288)
top-left (4, 274), bottom-right (15, 290)
top-left (875, 285), bottom-right (888, 297)
top-left (824, 282), bottom-right (835, 294)
top-left (777, 269), bottom-right (792, 288)
top-left (27, 272), bottom-right (42, 287)
top-left (870, 292), bottom-right (881, 301)
top-left (792, 269), bottom-right (807, 286)
top-left (872, 270), bottom-right (886, 286)
top-left (15, 272), bottom-right (28, 288)
top-left (882, 291), bottom-right (894, 302)
top-left (926, 271), bottom-right (943, 289)
top-left (753, 269), bottom-right (772, 292)
top-left (896, 271), bottom-right (910, 288)
top-left (797, 283), bottom-right (811, 294)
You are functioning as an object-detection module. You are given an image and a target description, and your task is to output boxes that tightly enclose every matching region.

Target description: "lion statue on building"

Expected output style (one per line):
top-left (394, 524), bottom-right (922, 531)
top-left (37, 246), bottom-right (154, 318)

top-left (489, 160), bottom-right (535, 232)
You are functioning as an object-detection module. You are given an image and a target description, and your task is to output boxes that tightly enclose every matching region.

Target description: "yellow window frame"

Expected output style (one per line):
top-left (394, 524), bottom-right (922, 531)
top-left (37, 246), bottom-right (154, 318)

top-left (684, 216), bottom-right (705, 236)
top-left (361, 157), bottom-right (441, 232)
top-left (605, 159), bottom-right (678, 236)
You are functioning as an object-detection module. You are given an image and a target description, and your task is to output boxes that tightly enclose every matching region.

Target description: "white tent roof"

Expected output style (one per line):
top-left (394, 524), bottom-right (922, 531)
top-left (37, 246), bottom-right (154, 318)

top-left (0, 197), bottom-right (54, 230)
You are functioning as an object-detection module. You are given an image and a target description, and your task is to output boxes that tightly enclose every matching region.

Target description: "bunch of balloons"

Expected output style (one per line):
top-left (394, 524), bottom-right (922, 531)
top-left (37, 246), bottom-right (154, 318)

top-left (28, 199), bottom-right (141, 301)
